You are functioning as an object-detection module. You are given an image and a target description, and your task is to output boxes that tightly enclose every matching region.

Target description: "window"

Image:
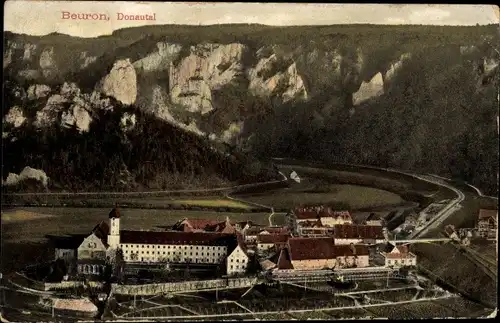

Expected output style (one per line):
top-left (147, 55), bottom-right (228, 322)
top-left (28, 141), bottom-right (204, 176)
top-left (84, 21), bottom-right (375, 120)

top-left (230, 265), bottom-right (233, 269)
top-left (236, 259), bottom-right (239, 263)
top-left (190, 246), bottom-right (193, 249)
top-left (196, 246), bottom-right (199, 250)
top-left (231, 259), bottom-right (233, 262)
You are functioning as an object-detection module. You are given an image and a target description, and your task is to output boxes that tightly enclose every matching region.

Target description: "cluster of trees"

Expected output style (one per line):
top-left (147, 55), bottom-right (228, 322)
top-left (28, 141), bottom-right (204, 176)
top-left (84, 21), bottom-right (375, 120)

top-left (2, 92), bottom-right (278, 192)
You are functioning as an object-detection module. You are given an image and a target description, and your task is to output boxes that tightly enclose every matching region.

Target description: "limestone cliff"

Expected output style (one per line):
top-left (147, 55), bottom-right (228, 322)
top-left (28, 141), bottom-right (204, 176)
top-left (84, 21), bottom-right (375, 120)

top-left (352, 72), bottom-right (384, 106)
top-left (98, 59), bottom-right (137, 105)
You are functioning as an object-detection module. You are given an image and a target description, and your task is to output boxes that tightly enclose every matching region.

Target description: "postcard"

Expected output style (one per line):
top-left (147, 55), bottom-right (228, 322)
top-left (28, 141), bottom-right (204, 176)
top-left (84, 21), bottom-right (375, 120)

top-left (2, 1), bottom-right (498, 321)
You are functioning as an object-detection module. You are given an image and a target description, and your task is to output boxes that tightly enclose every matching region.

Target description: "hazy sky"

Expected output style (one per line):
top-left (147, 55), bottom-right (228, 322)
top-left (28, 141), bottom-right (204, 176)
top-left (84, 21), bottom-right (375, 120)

top-left (4, 1), bottom-right (500, 38)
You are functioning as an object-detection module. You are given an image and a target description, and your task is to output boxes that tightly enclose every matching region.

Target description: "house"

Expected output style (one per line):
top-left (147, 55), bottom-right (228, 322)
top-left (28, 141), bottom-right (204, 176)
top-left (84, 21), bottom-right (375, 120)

top-left (51, 234), bottom-right (87, 272)
top-left (277, 237), bottom-right (370, 271)
top-left (333, 224), bottom-right (385, 245)
top-left (172, 218), bottom-right (224, 233)
top-left (244, 226), bottom-right (288, 243)
top-left (365, 213), bottom-right (384, 226)
top-left (226, 234), bottom-right (249, 275)
top-left (297, 219), bottom-right (334, 237)
top-left (294, 206), bottom-right (353, 227)
top-left (477, 209), bottom-right (498, 240)
top-left (76, 221), bottom-right (110, 276)
top-left (380, 244), bottom-right (417, 268)
top-left (256, 234), bottom-right (290, 252)
top-left (444, 224), bottom-right (459, 241)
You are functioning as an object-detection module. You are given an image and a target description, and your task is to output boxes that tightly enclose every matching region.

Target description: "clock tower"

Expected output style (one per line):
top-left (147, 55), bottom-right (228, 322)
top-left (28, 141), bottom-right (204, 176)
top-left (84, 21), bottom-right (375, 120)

top-left (107, 207), bottom-right (121, 249)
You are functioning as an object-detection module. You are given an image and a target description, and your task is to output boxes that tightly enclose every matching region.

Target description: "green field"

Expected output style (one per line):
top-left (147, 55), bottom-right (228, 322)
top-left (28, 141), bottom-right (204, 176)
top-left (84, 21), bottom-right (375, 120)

top-left (2, 207), bottom-right (270, 244)
top-left (238, 184), bottom-right (405, 210)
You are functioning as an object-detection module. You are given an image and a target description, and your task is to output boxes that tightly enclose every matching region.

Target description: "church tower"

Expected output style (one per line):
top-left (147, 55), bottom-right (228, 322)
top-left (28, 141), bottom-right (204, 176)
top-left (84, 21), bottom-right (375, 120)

top-left (107, 207), bottom-right (121, 249)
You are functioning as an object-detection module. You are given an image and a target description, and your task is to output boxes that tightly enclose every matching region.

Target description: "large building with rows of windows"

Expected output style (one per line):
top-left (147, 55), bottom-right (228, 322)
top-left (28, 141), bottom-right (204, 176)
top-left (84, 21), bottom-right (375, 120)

top-left (106, 209), bottom-right (249, 275)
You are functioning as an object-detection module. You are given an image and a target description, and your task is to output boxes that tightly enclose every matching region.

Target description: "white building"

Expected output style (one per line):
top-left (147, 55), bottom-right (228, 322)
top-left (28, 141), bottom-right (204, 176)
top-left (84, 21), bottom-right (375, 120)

top-left (106, 209), bottom-right (246, 274)
top-left (380, 244), bottom-right (417, 268)
top-left (226, 240), bottom-right (249, 275)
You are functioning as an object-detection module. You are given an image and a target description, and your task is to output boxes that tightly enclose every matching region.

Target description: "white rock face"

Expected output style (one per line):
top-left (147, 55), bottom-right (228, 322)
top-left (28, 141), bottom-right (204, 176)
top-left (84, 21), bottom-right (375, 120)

top-left (221, 122), bottom-right (243, 143)
top-left (60, 104), bottom-right (92, 133)
top-left (27, 84), bottom-right (51, 100)
top-left (23, 43), bottom-right (37, 61)
top-left (99, 59), bottom-right (137, 105)
top-left (483, 57), bottom-right (499, 75)
top-left (384, 53), bottom-right (411, 82)
top-left (60, 82), bottom-right (81, 98)
top-left (4, 106), bottom-right (26, 128)
top-left (34, 94), bottom-right (68, 128)
top-left (120, 112), bottom-right (136, 132)
top-left (169, 43), bottom-right (246, 114)
top-left (18, 69), bottom-right (41, 80)
top-left (4, 48), bottom-right (13, 69)
top-left (133, 42), bottom-right (183, 73)
top-left (248, 54), bottom-right (307, 102)
top-left (39, 47), bottom-right (56, 69)
top-left (352, 72), bottom-right (384, 106)
top-left (79, 51), bottom-right (97, 69)
top-left (2, 166), bottom-right (50, 187)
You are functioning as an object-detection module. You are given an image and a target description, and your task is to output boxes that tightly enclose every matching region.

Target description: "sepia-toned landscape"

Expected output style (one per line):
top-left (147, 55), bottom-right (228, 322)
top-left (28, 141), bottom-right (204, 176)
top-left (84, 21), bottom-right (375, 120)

top-left (1, 2), bottom-right (498, 321)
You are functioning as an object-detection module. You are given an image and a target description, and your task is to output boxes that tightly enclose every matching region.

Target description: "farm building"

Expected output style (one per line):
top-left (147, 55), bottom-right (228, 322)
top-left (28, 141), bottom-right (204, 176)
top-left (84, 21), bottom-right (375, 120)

top-left (296, 219), bottom-right (334, 237)
top-left (293, 206), bottom-right (353, 227)
top-left (273, 237), bottom-right (370, 271)
top-left (332, 224), bottom-right (386, 245)
top-left (256, 234), bottom-right (290, 252)
top-left (380, 244), bottom-right (417, 268)
top-left (244, 226), bottom-right (289, 243)
top-left (477, 209), bottom-right (498, 240)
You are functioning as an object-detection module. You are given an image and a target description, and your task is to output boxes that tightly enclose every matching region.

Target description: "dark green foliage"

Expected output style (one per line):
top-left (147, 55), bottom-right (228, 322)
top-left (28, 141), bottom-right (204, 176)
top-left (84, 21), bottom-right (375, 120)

top-left (2, 95), bottom-right (278, 191)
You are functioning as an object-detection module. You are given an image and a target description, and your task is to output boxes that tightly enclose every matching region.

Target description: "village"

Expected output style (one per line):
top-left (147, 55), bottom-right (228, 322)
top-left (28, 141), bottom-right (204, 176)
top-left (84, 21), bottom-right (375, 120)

top-left (2, 202), bottom-right (496, 320)
top-left (36, 203), bottom-right (499, 285)
top-left (44, 206), bottom-right (417, 283)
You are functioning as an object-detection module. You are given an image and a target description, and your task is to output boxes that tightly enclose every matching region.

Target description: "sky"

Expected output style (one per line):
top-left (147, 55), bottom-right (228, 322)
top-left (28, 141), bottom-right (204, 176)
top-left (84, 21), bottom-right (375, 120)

top-left (4, 1), bottom-right (500, 38)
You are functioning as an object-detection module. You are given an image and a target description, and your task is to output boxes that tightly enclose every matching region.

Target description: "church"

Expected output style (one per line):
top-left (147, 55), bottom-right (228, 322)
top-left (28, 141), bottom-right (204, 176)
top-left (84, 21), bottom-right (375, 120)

top-left (53, 208), bottom-right (249, 277)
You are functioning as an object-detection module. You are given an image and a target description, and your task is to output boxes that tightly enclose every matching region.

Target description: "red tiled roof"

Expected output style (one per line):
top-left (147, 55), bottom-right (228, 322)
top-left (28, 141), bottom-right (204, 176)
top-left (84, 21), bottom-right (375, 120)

top-left (298, 219), bottom-right (323, 228)
top-left (262, 227), bottom-right (290, 234)
top-left (92, 221), bottom-right (110, 247)
top-left (183, 219), bottom-right (221, 230)
top-left (334, 244), bottom-right (369, 257)
top-left (257, 234), bottom-right (290, 244)
top-left (120, 230), bottom-right (237, 246)
top-left (478, 209), bottom-right (498, 221)
top-left (384, 252), bottom-right (416, 259)
top-left (333, 224), bottom-right (384, 240)
top-left (295, 210), bottom-right (319, 220)
top-left (235, 232), bottom-right (248, 255)
top-left (294, 207), bottom-right (351, 220)
top-left (288, 237), bottom-right (336, 260)
top-left (277, 248), bottom-right (294, 270)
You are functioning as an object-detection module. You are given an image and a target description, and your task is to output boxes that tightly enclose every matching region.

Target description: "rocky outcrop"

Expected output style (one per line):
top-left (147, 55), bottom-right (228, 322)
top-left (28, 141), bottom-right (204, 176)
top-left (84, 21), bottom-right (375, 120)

top-left (79, 51), bottom-right (97, 70)
top-left (4, 106), bottom-right (26, 128)
top-left (384, 53), bottom-right (411, 82)
top-left (2, 166), bottom-right (49, 187)
top-left (27, 84), bottom-right (51, 100)
top-left (39, 47), bottom-right (56, 69)
top-left (248, 54), bottom-right (307, 102)
top-left (34, 94), bottom-right (68, 128)
top-left (120, 112), bottom-right (136, 132)
top-left (133, 42), bottom-right (182, 73)
top-left (483, 57), bottom-right (498, 75)
top-left (221, 122), bottom-right (243, 143)
top-left (60, 82), bottom-right (81, 98)
top-left (169, 43), bottom-right (246, 113)
top-left (60, 104), bottom-right (92, 133)
top-left (98, 59), bottom-right (137, 105)
top-left (352, 72), bottom-right (384, 106)
top-left (23, 43), bottom-right (37, 61)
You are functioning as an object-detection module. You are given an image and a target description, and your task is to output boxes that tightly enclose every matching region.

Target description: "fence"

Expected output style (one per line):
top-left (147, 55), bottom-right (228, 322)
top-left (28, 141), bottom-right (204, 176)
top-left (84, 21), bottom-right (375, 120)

top-left (111, 277), bottom-right (260, 296)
